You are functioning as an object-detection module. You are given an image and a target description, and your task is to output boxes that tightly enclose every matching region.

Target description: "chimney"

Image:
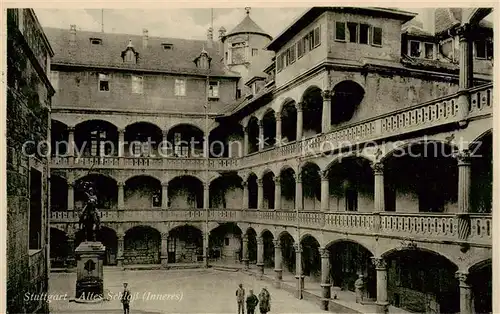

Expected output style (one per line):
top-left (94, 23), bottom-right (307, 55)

top-left (69, 24), bottom-right (77, 46)
top-left (218, 26), bottom-right (226, 59)
top-left (142, 28), bottom-right (149, 48)
top-left (207, 27), bottom-right (213, 49)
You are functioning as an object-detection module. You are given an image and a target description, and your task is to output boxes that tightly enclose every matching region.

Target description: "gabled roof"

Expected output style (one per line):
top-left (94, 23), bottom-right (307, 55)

top-left (44, 27), bottom-right (240, 77)
top-left (223, 13), bottom-right (272, 42)
top-left (434, 8), bottom-right (462, 35)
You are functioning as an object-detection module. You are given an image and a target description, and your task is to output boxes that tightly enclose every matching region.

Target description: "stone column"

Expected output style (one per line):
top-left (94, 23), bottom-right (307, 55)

top-left (258, 120), bottom-right (264, 150)
top-left (203, 182), bottom-right (210, 210)
top-left (118, 182), bottom-right (125, 210)
top-left (67, 127), bottom-right (75, 157)
top-left (319, 247), bottom-right (331, 311)
top-left (161, 182), bottom-right (169, 209)
top-left (67, 182), bottom-right (74, 211)
top-left (118, 128), bottom-right (125, 157)
top-left (372, 257), bottom-right (389, 314)
top-left (66, 234), bottom-right (75, 267)
top-left (456, 24), bottom-right (473, 124)
top-left (243, 126), bottom-right (249, 156)
top-left (320, 170), bottom-right (329, 211)
top-left (296, 102), bottom-right (303, 141)
top-left (456, 271), bottom-right (473, 314)
top-left (322, 90), bottom-right (331, 134)
top-left (242, 180), bottom-right (249, 209)
top-left (273, 240), bottom-right (283, 286)
top-left (457, 150), bottom-right (472, 243)
top-left (203, 233), bottom-right (208, 267)
top-left (373, 162), bottom-right (385, 212)
top-left (117, 234), bottom-right (124, 267)
top-left (161, 232), bottom-right (168, 268)
top-left (294, 243), bottom-right (304, 299)
top-left (275, 112), bottom-right (282, 146)
top-left (274, 177), bottom-right (281, 210)
top-left (257, 236), bottom-right (264, 278)
top-left (257, 179), bottom-right (264, 210)
top-left (242, 235), bottom-right (249, 269)
top-left (295, 173), bottom-right (303, 210)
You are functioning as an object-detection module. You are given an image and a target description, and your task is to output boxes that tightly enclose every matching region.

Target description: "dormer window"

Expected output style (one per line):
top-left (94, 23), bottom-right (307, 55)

top-left (162, 43), bottom-right (173, 50)
top-left (424, 43), bottom-right (435, 59)
top-left (90, 38), bottom-right (102, 45)
top-left (195, 48), bottom-right (211, 70)
top-left (409, 40), bottom-right (421, 58)
top-left (121, 40), bottom-right (138, 64)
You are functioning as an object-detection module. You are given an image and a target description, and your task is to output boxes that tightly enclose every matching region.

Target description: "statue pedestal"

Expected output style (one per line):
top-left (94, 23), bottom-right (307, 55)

top-left (73, 241), bottom-right (105, 303)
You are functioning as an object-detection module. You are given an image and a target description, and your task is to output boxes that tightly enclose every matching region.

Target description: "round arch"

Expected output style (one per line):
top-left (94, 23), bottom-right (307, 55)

top-left (73, 172), bottom-right (119, 184)
top-left (260, 228), bottom-right (275, 239)
top-left (324, 154), bottom-right (374, 175)
top-left (330, 80), bottom-right (365, 125)
top-left (259, 107), bottom-right (276, 121)
top-left (124, 121), bottom-right (163, 132)
top-left (165, 122), bottom-right (204, 135)
top-left (325, 239), bottom-right (375, 255)
top-left (278, 97), bottom-right (297, 113)
top-left (168, 174), bottom-right (204, 185)
top-left (380, 139), bottom-right (459, 164)
top-left (124, 174), bottom-right (162, 184)
top-left (124, 225), bottom-right (161, 265)
top-left (259, 168), bottom-right (275, 180)
top-left (277, 230), bottom-right (297, 243)
top-left (300, 85), bottom-right (322, 103)
top-left (380, 247), bottom-right (458, 269)
top-left (74, 119), bottom-right (119, 130)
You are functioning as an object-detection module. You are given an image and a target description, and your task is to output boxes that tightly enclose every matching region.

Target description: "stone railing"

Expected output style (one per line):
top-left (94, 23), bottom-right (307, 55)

top-left (50, 84), bottom-right (492, 171)
top-left (50, 209), bottom-right (491, 246)
top-left (51, 156), bottom-right (240, 171)
top-left (29, 248), bottom-right (46, 281)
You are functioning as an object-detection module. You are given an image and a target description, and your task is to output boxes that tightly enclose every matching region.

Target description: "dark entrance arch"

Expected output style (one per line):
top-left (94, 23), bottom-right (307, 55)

top-left (209, 223), bottom-right (242, 262)
top-left (168, 225), bottom-right (203, 263)
top-left (124, 226), bottom-right (161, 265)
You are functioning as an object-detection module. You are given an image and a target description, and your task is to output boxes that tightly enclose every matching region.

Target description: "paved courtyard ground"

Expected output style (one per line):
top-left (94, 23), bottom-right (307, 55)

top-left (49, 268), bottom-right (328, 314)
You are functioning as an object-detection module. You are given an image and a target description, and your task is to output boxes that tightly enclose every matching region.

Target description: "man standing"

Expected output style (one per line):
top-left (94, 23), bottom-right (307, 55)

top-left (121, 282), bottom-right (131, 314)
top-left (236, 283), bottom-right (245, 314)
top-left (246, 290), bottom-right (259, 314)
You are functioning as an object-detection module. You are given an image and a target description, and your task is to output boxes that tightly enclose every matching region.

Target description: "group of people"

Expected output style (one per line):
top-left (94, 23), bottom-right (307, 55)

top-left (236, 284), bottom-right (271, 314)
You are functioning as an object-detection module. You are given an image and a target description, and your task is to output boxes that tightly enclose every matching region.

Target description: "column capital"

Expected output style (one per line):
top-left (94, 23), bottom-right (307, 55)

top-left (242, 180), bottom-right (248, 188)
top-left (258, 119), bottom-right (264, 127)
top-left (454, 23), bottom-right (473, 41)
top-left (257, 178), bottom-right (263, 187)
top-left (319, 247), bottom-right (329, 259)
top-left (371, 162), bottom-right (384, 175)
top-left (117, 233), bottom-right (125, 239)
top-left (295, 173), bottom-right (302, 183)
top-left (293, 243), bottom-right (302, 253)
top-left (118, 128), bottom-right (126, 134)
top-left (257, 236), bottom-right (264, 245)
top-left (67, 126), bottom-right (75, 133)
top-left (161, 181), bottom-right (169, 188)
top-left (321, 90), bottom-right (332, 100)
top-left (117, 182), bottom-right (125, 188)
top-left (320, 169), bottom-right (329, 180)
top-left (242, 234), bottom-right (249, 242)
top-left (161, 232), bottom-right (169, 240)
top-left (273, 239), bottom-right (281, 248)
top-left (371, 257), bottom-right (387, 270)
top-left (455, 149), bottom-right (472, 166)
top-left (275, 111), bottom-right (282, 121)
top-left (204, 182), bottom-right (210, 190)
top-left (296, 102), bottom-right (303, 111)
top-left (455, 271), bottom-right (470, 287)
top-left (162, 129), bottom-right (169, 137)
top-left (274, 176), bottom-right (281, 184)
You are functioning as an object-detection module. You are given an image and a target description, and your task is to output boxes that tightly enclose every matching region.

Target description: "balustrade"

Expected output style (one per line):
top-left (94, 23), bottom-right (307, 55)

top-left (50, 209), bottom-right (491, 246)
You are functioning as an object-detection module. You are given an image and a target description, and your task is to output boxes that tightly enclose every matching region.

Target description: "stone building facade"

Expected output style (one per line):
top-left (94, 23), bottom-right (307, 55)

top-left (46, 8), bottom-right (493, 314)
top-left (6, 8), bottom-right (55, 314)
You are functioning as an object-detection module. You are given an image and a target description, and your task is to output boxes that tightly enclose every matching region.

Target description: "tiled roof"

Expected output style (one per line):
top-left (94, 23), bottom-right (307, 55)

top-left (403, 25), bottom-right (434, 38)
top-left (43, 27), bottom-right (240, 77)
top-left (245, 50), bottom-right (274, 85)
top-left (434, 8), bottom-right (462, 35)
top-left (221, 84), bottom-right (274, 116)
top-left (224, 14), bottom-right (272, 40)
top-left (401, 54), bottom-right (459, 71)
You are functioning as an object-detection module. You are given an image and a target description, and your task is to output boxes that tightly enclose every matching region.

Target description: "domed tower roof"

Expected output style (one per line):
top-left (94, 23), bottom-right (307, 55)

top-left (222, 8), bottom-right (272, 42)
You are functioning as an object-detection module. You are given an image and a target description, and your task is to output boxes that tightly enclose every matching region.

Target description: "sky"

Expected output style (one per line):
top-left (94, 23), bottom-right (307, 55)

top-left (33, 7), bottom-right (432, 40)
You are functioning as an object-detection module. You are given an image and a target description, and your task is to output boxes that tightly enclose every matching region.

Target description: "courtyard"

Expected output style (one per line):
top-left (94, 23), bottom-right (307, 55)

top-left (48, 268), bottom-right (326, 314)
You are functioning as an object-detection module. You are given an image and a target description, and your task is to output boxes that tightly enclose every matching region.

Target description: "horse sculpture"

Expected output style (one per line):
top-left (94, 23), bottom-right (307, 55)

top-left (78, 182), bottom-right (101, 242)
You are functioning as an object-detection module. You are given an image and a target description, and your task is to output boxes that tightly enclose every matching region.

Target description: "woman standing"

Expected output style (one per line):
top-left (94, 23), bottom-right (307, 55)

top-left (258, 287), bottom-right (271, 314)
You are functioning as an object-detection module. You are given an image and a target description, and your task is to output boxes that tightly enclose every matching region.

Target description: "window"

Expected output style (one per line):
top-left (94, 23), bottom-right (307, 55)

top-left (252, 48), bottom-right (258, 56)
top-left (474, 40), bottom-right (492, 59)
top-left (152, 193), bottom-right (161, 208)
top-left (335, 22), bottom-right (346, 41)
top-left (175, 79), bottom-right (186, 96)
top-left (297, 39), bottom-right (304, 58)
top-left (90, 38), bottom-right (102, 45)
top-left (424, 43), bottom-right (434, 59)
top-left (289, 44), bottom-right (296, 64)
top-left (409, 40), bottom-right (421, 57)
top-left (276, 53), bottom-right (284, 72)
top-left (29, 168), bottom-right (42, 250)
top-left (372, 27), bottom-right (382, 46)
top-left (303, 35), bottom-right (310, 54)
top-left (98, 73), bottom-right (109, 92)
top-left (50, 71), bottom-right (59, 90)
top-left (124, 50), bottom-right (136, 63)
top-left (313, 26), bottom-right (321, 48)
top-left (131, 75), bottom-right (143, 94)
top-left (347, 23), bottom-right (358, 43)
top-left (208, 81), bottom-right (219, 98)
top-left (225, 52), bottom-right (228, 62)
top-left (359, 24), bottom-right (370, 44)
top-left (162, 43), bottom-right (173, 50)
top-left (224, 238), bottom-right (230, 246)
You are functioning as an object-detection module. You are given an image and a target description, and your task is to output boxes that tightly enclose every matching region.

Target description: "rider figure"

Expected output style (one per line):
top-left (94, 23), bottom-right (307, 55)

top-left (79, 182), bottom-right (100, 242)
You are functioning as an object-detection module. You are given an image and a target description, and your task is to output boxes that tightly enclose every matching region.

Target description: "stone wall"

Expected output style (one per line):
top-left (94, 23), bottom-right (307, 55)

top-left (7, 9), bottom-right (53, 314)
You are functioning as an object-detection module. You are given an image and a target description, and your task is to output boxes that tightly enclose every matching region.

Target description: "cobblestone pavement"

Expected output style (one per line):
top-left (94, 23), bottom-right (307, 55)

top-left (49, 268), bottom-right (328, 313)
